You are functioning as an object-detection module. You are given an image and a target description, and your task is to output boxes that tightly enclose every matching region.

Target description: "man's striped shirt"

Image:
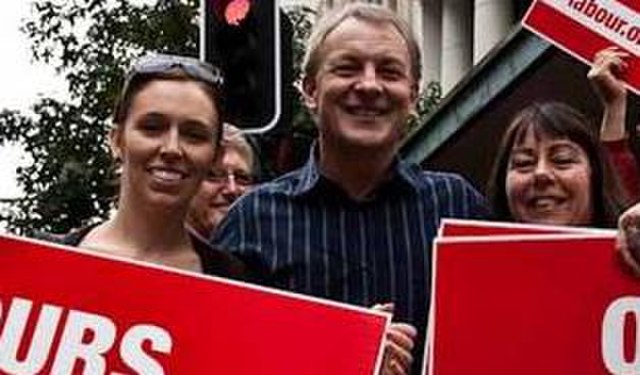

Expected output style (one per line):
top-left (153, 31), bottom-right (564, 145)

top-left (213, 154), bottom-right (489, 370)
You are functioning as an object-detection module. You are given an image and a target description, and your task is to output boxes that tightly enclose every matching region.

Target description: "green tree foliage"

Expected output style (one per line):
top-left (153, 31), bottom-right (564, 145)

top-left (285, 4), bottom-right (315, 137)
top-left (0, 0), bottom-right (200, 235)
top-left (276, 5), bottom-right (317, 172)
top-left (407, 81), bottom-right (442, 134)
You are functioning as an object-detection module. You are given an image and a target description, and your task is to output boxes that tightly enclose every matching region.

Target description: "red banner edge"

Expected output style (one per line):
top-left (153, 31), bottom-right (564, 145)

top-left (521, 1), bottom-right (640, 96)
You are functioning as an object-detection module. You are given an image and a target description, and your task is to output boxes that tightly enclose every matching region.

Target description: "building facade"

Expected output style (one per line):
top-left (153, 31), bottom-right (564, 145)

top-left (287, 0), bottom-right (533, 94)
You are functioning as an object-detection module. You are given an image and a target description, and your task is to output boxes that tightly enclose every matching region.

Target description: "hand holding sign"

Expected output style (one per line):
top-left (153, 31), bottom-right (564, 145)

top-left (523, 0), bottom-right (640, 94)
top-left (588, 46), bottom-right (629, 105)
top-left (373, 303), bottom-right (417, 375)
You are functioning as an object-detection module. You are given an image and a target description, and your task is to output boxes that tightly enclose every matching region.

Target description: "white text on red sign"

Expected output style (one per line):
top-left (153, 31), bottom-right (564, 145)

top-left (548, 0), bottom-right (640, 52)
top-left (0, 295), bottom-right (173, 375)
top-left (603, 297), bottom-right (640, 373)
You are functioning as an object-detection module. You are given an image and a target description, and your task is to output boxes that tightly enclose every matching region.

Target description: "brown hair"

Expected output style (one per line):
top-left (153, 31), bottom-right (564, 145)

top-left (113, 69), bottom-right (223, 128)
top-left (487, 101), bottom-right (628, 228)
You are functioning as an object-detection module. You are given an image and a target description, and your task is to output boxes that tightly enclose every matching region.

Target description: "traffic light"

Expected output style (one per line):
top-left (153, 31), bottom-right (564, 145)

top-left (202, 0), bottom-right (291, 133)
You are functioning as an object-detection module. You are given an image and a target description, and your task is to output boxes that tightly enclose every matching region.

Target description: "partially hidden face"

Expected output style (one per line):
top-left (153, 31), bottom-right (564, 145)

top-left (111, 79), bottom-right (219, 210)
top-left (506, 127), bottom-right (593, 226)
top-left (303, 18), bottom-right (417, 152)
top-left (187, 145), bottom-right (253, 236)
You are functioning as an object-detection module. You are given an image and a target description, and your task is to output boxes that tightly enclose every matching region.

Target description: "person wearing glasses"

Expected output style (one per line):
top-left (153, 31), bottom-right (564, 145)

top-left (186, 123), bottom-right (255, 239)
top-left (51, 54), bottom-right (252, 279)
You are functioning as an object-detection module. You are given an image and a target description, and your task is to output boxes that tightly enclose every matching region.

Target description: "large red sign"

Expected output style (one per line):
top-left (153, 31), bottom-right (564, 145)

top-left (427, 230), bottom-right (640, 374)
top-left (0, 234), bottom-right (388, 374)
top-left (523, 0), bottom-right (640, 94)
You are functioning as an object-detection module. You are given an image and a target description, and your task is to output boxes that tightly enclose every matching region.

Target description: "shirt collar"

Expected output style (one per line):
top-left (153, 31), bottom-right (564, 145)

top-left (291, 144), bottom-right (422, 198)
top-left (291, 144), bottom-right (322, 197)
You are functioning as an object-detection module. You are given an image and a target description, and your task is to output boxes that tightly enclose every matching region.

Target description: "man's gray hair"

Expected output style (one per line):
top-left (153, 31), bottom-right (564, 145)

top-left (302, 3), bottom-right (422, 86)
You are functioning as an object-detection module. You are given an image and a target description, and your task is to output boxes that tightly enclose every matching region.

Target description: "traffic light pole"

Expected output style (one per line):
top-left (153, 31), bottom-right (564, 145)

top-left (200, 0), bottom-right (283, 134)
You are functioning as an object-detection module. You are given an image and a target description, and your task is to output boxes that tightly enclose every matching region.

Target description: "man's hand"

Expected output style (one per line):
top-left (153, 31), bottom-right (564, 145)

top-left (372, 303), bottom-right (417, 375)
top-left (617, 202), bottom-right (640, 275)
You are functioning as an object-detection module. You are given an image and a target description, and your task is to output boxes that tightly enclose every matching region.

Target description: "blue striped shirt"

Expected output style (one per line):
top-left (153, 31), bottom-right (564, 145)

top-left (213, 154), bottom-right (489, 371)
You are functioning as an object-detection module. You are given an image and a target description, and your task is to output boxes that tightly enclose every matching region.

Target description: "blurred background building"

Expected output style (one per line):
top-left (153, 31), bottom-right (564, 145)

top-left (284, 0), bottom-right (534, 94)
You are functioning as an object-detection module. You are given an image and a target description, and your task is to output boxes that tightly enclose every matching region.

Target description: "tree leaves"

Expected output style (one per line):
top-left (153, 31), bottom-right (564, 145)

top-left (1, 0), bottom-right (197, 235)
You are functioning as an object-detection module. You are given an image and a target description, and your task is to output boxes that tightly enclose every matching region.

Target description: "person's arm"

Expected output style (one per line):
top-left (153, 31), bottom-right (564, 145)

top-left (587, 46), bottom-right (630, 142)
top-left (588, 47), bottom-right (640, 200)
top-left (601, 140), bottom-right (640, 201)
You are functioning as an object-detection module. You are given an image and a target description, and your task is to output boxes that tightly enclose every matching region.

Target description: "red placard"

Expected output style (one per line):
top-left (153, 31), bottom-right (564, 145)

top-left (0, 234), bottom-right (388, 374)
top-left (438, 218), bottom-right (613, 237)
top-left (423, 221), bottom-right (614, 374)
top-left (523, 0), bottom-right (640, 94)
top-left (427, 233), bottom-right (640, 374)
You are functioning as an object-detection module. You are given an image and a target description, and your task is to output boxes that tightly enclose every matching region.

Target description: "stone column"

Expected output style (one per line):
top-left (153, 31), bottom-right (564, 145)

top-left (409, 0), bottom-right (424, 88)
top-left (473, 0), bottom-right (514, 63)
top-left (421, 0), bottom-right (442, 86)
top-left (396, 0), bottom-right (412, 23)
top-left (441, 0), bottom-right (472, 93)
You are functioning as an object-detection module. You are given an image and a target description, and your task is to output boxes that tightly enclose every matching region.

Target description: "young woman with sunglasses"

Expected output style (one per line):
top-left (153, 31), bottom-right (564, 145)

top-left (51, 54), bottom-right (259, 279)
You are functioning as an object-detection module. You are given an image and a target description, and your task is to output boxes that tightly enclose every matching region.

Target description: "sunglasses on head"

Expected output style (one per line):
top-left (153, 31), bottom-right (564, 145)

top-left (126, 53), bottom-right (225, 89)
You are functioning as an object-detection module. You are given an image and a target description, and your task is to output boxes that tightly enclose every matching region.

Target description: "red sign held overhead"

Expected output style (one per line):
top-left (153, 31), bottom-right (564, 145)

top-left (523, 0), bottom-right (640, 94)
top-left (0, 234), bottom-right (388, 375)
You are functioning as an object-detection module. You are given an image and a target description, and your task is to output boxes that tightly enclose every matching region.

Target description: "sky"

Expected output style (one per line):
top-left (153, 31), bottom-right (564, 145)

top-left (0, 2), bottom-right (66, 199)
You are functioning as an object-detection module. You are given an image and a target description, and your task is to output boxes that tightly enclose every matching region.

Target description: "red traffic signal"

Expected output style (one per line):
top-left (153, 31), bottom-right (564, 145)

top-left (224, 0), bottom-right (251, 26)
top-left (211, 0), bottom-right (251, 26)
top-left (203, 0), bottom-right (292, 133)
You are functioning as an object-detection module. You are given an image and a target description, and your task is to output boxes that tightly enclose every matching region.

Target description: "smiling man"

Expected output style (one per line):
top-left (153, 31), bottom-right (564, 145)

top-left (213, 4), bottom-right (488, 373)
